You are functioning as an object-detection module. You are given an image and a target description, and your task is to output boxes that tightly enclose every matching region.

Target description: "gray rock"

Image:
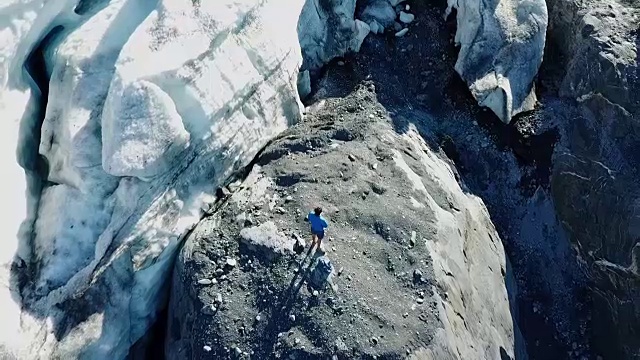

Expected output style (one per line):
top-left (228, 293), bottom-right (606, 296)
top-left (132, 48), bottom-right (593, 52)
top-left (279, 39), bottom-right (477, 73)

top-left (446, 0), bottom-right (548, 122)
top-left (239, 221), bottom-right (295, 260)
top-left (368, 20), bottom-right (384, 34)
top-left (398, 11), bottom-right (414, 24)
top-left (395, 28), bottom-right (409, 37)
top-left (202, 304), bottom-right (217, 315)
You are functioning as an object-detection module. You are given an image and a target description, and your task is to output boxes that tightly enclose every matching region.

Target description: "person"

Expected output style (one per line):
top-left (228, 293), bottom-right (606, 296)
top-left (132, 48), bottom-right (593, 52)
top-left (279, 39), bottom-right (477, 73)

top-left (308, 206), bottom-right (328, 251)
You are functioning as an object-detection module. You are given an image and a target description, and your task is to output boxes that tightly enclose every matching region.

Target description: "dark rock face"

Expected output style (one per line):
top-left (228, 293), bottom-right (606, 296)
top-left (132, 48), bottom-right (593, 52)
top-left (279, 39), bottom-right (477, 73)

top-left (546, 0), bottom-right (640, 357)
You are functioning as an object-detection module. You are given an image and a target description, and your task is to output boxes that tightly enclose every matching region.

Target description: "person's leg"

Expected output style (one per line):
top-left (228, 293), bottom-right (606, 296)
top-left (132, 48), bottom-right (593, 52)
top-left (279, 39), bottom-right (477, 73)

top-left (317, 232), bottom-right (325, 252)
top-left (311, 233), bottom-right (318, 248)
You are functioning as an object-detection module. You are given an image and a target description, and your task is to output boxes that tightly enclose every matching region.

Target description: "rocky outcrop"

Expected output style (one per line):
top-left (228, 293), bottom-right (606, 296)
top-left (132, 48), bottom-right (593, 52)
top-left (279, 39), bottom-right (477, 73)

top-left (165, 83), bottom-right (525, 359)
top-left (548, 0), bottom-right (639, 114)
top-left (446, 0), bottom-right (548, 123)
top-left (546, 0), bottom-right (640, 357)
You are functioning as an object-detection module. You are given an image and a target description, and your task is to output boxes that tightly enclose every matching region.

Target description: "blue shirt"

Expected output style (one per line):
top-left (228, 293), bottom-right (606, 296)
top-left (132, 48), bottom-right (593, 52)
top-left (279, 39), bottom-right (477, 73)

top-left (308, 212), bottom-right (328, 233)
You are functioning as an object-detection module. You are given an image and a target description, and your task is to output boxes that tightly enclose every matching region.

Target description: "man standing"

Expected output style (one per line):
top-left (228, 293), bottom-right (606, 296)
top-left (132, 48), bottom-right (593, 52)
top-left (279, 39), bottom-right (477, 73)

top-left (308, 206), bottom-right (328, 251)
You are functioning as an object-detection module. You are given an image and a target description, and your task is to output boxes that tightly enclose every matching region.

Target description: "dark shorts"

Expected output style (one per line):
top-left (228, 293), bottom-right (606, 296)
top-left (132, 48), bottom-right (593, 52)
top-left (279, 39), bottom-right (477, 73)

top-left (312, 229), bottom-right (325, 240)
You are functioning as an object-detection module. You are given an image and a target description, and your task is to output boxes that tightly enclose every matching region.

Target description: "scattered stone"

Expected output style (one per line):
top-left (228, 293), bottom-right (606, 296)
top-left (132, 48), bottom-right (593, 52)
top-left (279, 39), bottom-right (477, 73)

top-left (234, 346), bottom-right (242, 355)
top-left (275, 206), bottom-right (286, 214)
top-left (285, 195), bottom-right (293, 203)
top-left (203, 345), bottom-right (212, 352)
top-left (293, 234), bottom-right (306, 254)
top-left (371, 337), bottom-right (379, 345)
top-left (348, 154), bottom-right (356, 162)
top-left (369, 20), bottom-right (383, 34)
top-left (413, 269), bottom-right (423, 283)
top-left (295, 338), bottom-right (301, 345)
top-left (289, 314), bottom-right (296, 322)
top-left (410, 231), bottom-right (416, 247)
top-left (395, 28), bottom-right (409, 37)
top-left (337, 60), bottom-right (345, 66)
top-left (370, 163), bottom-right (378, 170)
top-left (313, 290), bottom-right (319, 297)
top-left (416, 297), bottom-right (424, 304)
top-left (198, 278), bottom-right (212, 285)
top-left (215, 293), bottom-right (223, 304)
top-left (399, 11), bottom-right (414, 24)
top-left (202, 304), bottom-right (217, 315)
top-left (256, 315), bottom-right (261, 322)
top-left (226, 258), bottom-right (237, 268)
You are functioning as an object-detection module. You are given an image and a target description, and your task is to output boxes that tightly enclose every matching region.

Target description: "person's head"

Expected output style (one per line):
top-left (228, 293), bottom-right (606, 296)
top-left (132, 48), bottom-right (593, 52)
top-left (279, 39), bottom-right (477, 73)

top-left (314, 207), bottom-right (322, 216)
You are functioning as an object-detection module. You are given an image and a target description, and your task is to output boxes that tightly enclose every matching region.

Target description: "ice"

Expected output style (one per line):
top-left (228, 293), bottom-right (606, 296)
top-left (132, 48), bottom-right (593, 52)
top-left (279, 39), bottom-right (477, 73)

top-left (101, 79), bottom-right (190, 178)
top-left (0, 0), bottom-right (307, 357)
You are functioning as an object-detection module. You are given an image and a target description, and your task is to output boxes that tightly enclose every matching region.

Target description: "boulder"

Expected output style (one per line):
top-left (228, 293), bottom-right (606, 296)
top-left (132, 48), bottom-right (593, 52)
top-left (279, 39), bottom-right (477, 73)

top-left (239, 221), bottom-right (295, 260)
top-left (446, 0), bottom-right (548, 123)
top-left (0, 0), bottom-right (306, 358)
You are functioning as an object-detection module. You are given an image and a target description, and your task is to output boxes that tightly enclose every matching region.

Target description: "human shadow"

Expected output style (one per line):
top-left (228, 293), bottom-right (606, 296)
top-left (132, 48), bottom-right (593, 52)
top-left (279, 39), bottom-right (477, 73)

top-left (249, 243), bottom-right (329, 358)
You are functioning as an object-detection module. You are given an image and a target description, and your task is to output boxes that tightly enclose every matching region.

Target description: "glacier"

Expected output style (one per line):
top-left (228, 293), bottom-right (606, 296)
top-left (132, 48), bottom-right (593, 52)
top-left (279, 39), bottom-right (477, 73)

top-left (0, 0), bottom-right (308, 358)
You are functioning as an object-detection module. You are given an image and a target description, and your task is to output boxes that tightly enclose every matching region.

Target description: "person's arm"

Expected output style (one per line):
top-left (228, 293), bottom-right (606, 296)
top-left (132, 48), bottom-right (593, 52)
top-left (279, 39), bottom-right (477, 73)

top-left (322, 218), bottom-right (328, 229)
